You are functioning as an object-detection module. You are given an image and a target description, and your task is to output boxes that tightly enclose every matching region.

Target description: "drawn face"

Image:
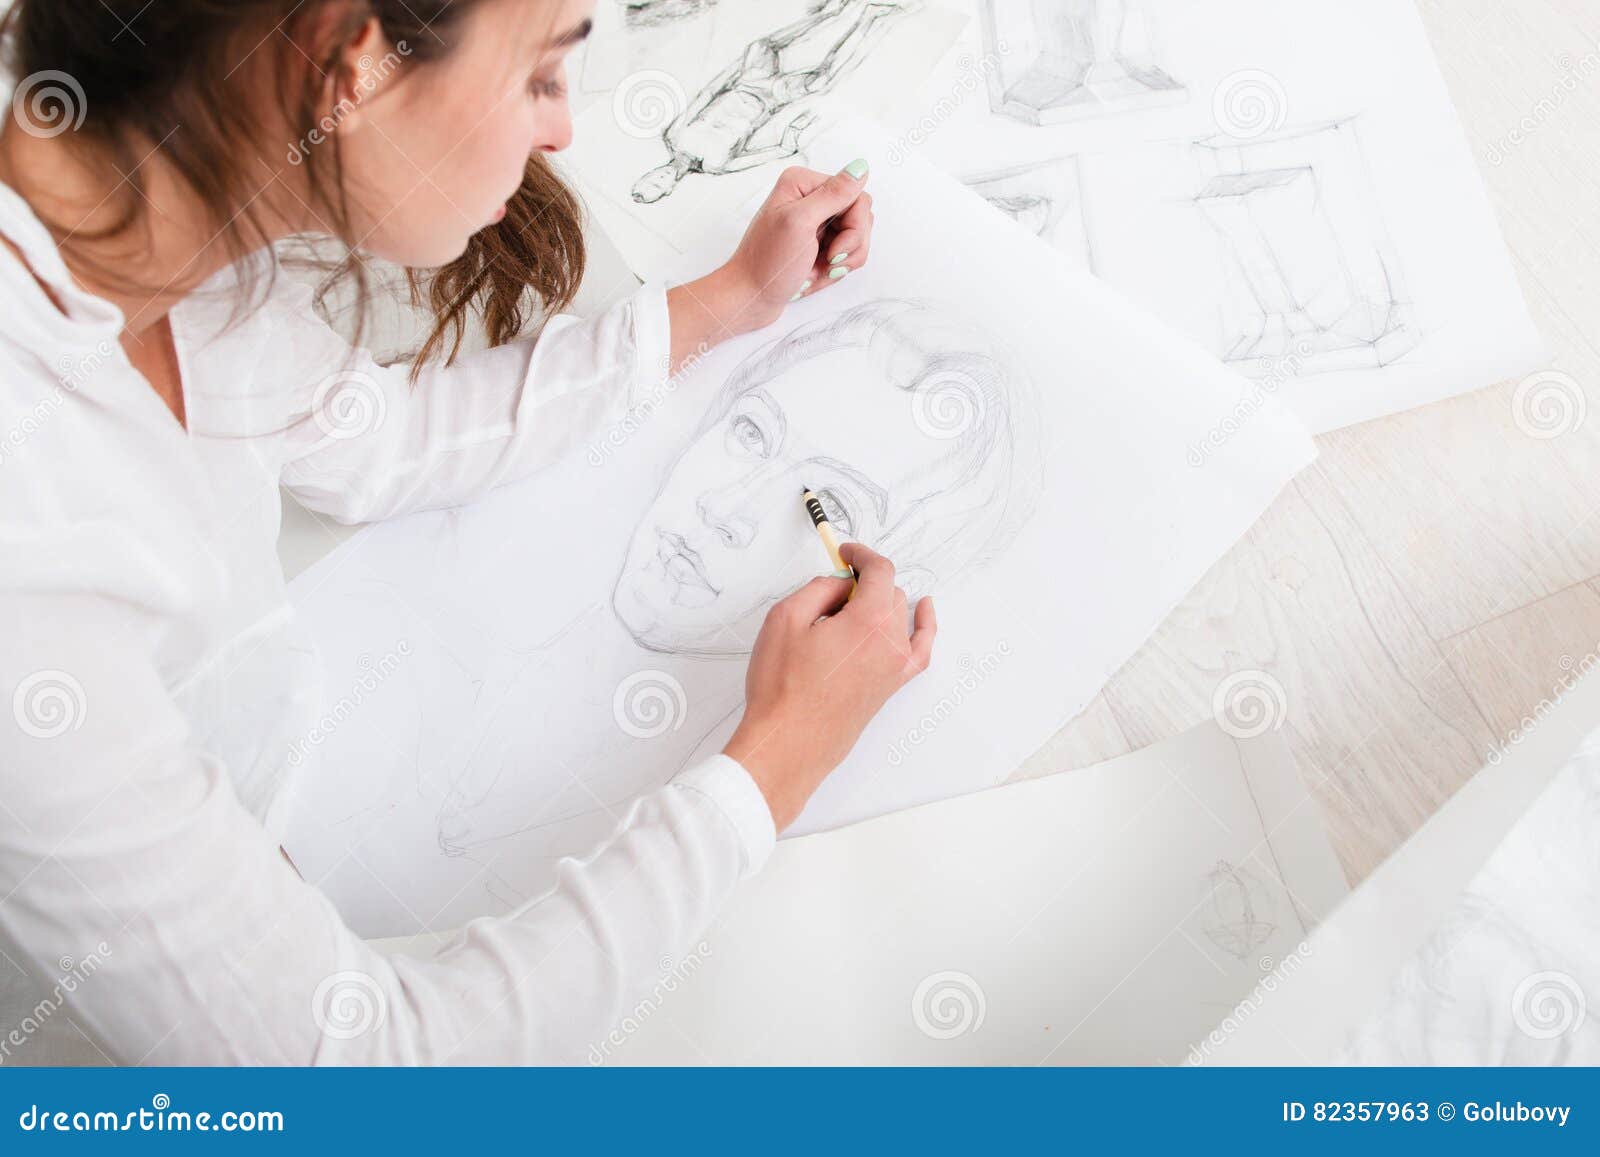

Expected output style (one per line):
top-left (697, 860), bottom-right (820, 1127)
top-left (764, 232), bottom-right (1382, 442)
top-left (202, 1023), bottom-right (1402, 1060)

top-left (612, 346), bottom-right (944, 654)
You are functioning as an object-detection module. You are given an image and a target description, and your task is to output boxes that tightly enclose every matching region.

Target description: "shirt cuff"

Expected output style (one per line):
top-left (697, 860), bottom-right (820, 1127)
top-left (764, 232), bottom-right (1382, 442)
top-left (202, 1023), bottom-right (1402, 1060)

top-left (631, 280), bottom-right (673, 405)
top-left (671, 754), bottom-right (777, 877)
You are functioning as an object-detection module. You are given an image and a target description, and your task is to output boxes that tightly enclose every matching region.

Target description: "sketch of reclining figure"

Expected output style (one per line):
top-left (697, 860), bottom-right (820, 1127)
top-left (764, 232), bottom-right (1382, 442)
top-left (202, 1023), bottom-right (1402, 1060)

top-left (1193, 121), bottom-right (1421, 374)
top-left (632, 0), bottom-right (916, 203)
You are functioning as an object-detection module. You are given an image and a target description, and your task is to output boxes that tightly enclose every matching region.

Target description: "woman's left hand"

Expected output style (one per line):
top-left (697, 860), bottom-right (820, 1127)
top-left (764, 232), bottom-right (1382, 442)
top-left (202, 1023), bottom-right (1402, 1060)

top-left (667, 160), bottom-right (874, 366)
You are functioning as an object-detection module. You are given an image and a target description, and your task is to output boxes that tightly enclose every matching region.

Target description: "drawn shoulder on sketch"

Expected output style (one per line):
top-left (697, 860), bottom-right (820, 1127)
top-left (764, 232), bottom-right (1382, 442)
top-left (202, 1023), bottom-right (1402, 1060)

top-left (632, 0), bottom-right (919, 203)
top-left (980, 0), bottom-right (1184, 126)
top-left (1199, 859), bottom-right (1278, 960)
top-left (612, 297), bottom-right (1044, 657)
top-left (1190, 119), bottom-right (1421, 375)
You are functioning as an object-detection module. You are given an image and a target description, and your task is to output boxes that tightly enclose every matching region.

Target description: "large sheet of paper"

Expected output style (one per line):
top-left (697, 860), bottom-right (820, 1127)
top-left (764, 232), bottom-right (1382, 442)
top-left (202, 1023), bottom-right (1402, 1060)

top-left (593, 724), bottom-right (1349, 1065)
top-left (561, 0), bottom-right (968, 278)
top-left (282, 122), bottom-right (1315, 938)
top-left (581, 0), bottom-right (1545, 432)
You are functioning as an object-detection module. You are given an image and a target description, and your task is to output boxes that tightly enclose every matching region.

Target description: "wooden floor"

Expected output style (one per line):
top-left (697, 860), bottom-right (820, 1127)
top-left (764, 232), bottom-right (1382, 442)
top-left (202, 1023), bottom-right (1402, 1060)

top-left (1011, 0), bottom-right (1600, 884)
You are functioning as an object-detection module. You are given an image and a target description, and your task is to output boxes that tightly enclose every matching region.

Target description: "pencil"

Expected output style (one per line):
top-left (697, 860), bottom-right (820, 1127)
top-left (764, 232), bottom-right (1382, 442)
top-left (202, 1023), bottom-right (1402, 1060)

top-left (802, 486), bottom-right (858, 596)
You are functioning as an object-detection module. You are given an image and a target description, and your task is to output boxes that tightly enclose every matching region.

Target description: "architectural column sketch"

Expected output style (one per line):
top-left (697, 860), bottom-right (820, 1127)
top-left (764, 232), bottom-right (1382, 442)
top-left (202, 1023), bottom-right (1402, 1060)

top-left (980, 0), bottom-right (1185, 126)
top-left (963, 155), bottom-right (1094, 273)
top-left (1192, 120), bottom-right (1421, 375)
top-left (631, 0), bottom-right (918, 203)
top-left (620, 0), bottom-right (718, 30)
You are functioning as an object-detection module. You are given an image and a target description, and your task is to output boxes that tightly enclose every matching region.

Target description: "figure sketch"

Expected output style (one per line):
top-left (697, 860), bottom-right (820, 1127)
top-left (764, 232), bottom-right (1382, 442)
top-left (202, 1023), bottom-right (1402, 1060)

top-left (1191, 120), bottom-right (1420, 375)
top-left (964, 155), bottom-right (1094, 274)
top-left (980, 0), bottom-right (1184, 126)
top-left (620, 0), bottom-right (717, 30)
top-left (1199, 859), bottom-right (1278, 960)
top-left (631, 0), bottom-right (918, 203)
top-left (433, 300), bottom-right (1043, 880)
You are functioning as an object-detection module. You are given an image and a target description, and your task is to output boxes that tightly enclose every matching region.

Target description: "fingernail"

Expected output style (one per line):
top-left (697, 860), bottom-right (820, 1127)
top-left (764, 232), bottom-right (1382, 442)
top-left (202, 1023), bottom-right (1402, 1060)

top-left (829, 252), bottom-right (850, 266)
top-left (831, 568), bottom-right (855, 579)
top-left (828, 266), bottom-right (849, 280)
top-left (789, 279), bottom-right (813, 302)
top-left (844, 157), bottom-right (870, 180)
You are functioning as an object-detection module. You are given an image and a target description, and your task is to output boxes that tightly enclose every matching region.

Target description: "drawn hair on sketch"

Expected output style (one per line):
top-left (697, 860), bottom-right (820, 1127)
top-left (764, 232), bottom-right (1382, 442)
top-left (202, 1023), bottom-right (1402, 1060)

top-left (631, 0), bottom-right (918, 204)
top-left (611, 298), bottom-right (1043, 658)
top-left (619, 0), bottom-right (718, 30)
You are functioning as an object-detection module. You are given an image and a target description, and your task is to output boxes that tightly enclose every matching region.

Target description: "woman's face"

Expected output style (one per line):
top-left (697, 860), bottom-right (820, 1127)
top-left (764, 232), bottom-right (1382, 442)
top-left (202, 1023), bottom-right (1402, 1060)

top-left (337, 0), bottom-right (593, 267)
top-left (612, 346), bottom-right (943, 655)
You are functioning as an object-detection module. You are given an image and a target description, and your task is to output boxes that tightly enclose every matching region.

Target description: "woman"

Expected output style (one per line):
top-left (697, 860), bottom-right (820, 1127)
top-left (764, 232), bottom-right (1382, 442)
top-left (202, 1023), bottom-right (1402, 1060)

top-left (0, 0), bottom-right (935, 1063)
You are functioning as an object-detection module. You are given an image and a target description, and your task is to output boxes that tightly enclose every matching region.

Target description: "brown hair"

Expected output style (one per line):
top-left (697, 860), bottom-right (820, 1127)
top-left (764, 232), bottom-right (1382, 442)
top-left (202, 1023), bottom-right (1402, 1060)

top-left (0, 0), bottom-right (585, 370)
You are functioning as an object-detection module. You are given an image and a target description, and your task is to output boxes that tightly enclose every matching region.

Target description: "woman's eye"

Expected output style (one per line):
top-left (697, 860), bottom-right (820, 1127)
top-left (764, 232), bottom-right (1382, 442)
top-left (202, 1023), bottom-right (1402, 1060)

top-left (725, 415), bottom-right (768, 458)
top-left (816, 488), bottom-right (855, 537)
top-left (529, 76), bottom-right (567, 100)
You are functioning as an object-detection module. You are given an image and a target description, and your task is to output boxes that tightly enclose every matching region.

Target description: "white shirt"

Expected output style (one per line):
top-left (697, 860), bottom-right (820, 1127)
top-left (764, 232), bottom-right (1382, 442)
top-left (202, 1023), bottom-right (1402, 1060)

top-left (0, 182), bottom-right (775, 1065)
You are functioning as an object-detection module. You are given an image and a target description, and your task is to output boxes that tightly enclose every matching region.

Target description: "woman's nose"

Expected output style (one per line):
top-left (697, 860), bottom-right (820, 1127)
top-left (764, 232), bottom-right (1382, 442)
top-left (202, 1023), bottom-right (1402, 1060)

top-left (697, 491), bottom-right (758, 549)
top-left (536, 104), bottom-right (574, 154)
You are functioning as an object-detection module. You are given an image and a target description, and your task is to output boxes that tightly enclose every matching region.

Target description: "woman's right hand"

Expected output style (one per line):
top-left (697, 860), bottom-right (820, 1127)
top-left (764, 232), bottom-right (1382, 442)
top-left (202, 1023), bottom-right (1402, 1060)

top-left (723, 543), bottom-right (936, 831)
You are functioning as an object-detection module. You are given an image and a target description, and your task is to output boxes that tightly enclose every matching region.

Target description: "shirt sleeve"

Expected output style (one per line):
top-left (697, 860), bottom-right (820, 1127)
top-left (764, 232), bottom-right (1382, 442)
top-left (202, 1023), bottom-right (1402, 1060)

top-left (272, 278), bottom-right (673, 525)
top-left (0, 580), bottom-right (777, 1065)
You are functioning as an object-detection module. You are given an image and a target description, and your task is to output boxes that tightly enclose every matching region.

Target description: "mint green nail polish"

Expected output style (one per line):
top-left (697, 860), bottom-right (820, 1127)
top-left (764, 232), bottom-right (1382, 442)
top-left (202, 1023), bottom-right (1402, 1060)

top-left (829, 251), bottom-right (850, 266)
top-left (845, 157), bottom-right (870, 179)
top-left (789, 292), bottom-right (803, 302)
top-left (829, 266), bottom-right (849, 280)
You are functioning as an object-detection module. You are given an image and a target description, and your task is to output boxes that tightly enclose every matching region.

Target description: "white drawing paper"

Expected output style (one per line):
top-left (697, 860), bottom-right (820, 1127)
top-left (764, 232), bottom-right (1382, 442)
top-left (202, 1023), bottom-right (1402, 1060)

top-left (888, 0), bottom-right (1545, 431)
top-left (558, 0), bottom-right (968, 278)
top-left (598, 723), bottom-right (1350, 1065)
top-left (281, 121), bottom-right (1315, 938)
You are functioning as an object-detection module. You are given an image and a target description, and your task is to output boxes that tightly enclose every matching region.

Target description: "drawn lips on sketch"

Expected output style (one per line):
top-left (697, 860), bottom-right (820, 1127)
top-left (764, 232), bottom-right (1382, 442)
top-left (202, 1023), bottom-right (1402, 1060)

top-left (656, 530), bottom-right (720, 605)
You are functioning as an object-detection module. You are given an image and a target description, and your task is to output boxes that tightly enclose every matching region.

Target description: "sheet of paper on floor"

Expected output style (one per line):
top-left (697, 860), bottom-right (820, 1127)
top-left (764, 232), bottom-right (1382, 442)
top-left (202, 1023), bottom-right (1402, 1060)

top-left (588, 0), bottom-right (1545, 433)
top-left (597, 722), bottom-right (1350, 1065)
top-left (281, 121), bottom-right (1315, 938)
top-left (559, 0), bottom-right (968, 278)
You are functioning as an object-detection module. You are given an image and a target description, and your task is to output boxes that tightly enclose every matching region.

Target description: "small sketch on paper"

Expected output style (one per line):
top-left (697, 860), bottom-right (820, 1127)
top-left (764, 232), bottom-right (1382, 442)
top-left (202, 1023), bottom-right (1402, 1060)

top-left (979, 0), bottom-right (1185, 126)
top-left (963, 155), bottom-right (1094, 273)
top-left (613, 298), bottom-right (1044, 656)
top-left (1199, 859), bottom-right (1278, 959)
top-left (1191, 120), bottom-right (1421, 375)
top-left (632, 0), bottom-right (918, 203)
top-left (620, 0), bottom-right (718, 30)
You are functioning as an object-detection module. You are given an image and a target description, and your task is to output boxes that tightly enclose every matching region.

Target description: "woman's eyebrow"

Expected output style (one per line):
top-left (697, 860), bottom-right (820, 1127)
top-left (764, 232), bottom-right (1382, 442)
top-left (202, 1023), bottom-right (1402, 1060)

top-left (546, 17), bottom-right (594, 49)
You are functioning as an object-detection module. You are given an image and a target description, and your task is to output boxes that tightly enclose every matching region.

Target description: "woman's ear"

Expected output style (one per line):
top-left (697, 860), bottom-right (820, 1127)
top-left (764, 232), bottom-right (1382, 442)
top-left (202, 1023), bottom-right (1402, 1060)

top-left (327, 17), bottom-right (395, 133)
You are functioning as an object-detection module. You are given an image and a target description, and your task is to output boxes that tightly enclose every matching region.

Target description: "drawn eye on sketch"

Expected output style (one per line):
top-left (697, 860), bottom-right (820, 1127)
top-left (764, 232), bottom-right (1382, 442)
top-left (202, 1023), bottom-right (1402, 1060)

top-left (964, 155), bottom-right (1095, 274)
top-left (610, 298), bottom-right (1044, 658)
top-left (619, 0), bottom-right (718, 30)
top-left (1191, 119), bottom-right (1421, 375)
top-left (980, 0), bottom-right (1185, 126)
top-left (1199, 859), bottom-right (1278, 960)
top-left (631, 0), bottom-right (919, 204)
